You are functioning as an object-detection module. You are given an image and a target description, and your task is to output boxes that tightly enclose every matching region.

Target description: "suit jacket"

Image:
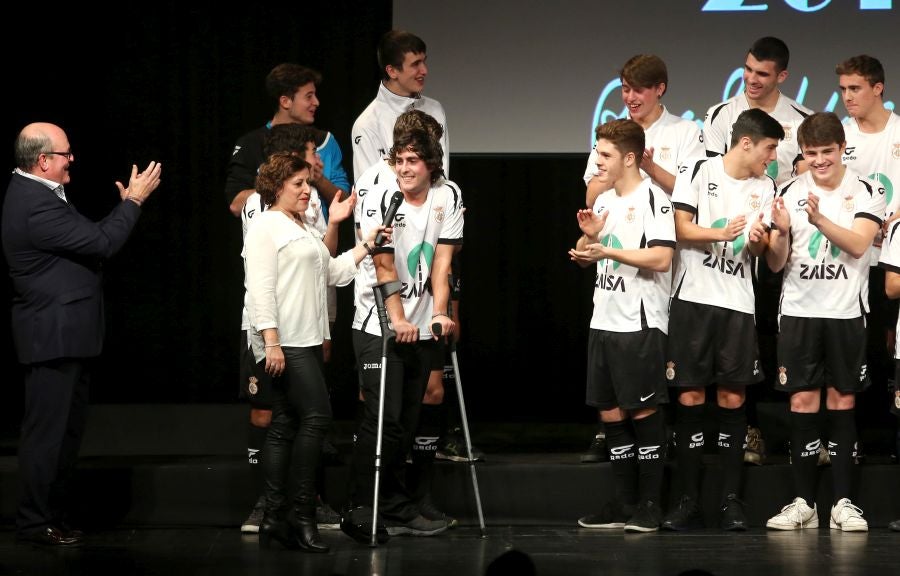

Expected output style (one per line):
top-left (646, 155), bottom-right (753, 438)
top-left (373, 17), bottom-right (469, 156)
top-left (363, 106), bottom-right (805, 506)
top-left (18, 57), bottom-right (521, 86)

top-left (1, 173), bottom-right (142, 364)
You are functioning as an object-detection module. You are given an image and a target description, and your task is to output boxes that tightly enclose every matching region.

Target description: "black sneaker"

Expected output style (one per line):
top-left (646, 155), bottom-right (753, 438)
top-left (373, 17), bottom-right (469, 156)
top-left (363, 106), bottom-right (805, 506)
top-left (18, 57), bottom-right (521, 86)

top-left (419, 498), bottom-right (458, 529)
top-left (578, 500), bottom-right (635, 529)
top-left (384, 514), bottom-right (448, 536)
top-left (436, 428), bottom-right (484, 462)
top-left (720, 494), bottom-right (748, 531)
top-left (624, 500), bottom-right (662, 533)
top-left (661, 495), bottom-right (704, 531)
top-left (340, 505), bottom-right (390, 544)
top-left (580, 432), bottom-right (610, 463)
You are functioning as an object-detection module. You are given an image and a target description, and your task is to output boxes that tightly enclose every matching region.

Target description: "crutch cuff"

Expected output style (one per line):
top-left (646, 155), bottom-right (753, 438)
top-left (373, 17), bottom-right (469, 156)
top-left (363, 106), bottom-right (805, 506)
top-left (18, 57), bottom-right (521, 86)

top-left (376, 280), bottom-right (402, 299)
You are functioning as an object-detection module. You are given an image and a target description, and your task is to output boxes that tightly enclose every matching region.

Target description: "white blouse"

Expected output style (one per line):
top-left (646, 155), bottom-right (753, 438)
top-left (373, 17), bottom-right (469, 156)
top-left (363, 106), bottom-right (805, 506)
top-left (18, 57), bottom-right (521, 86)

top-left (243, 210), bottom-right (358, 361)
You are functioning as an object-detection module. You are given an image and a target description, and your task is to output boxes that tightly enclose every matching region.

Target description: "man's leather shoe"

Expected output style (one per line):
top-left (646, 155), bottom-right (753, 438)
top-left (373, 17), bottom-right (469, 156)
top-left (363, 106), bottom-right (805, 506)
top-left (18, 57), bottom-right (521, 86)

top-left (17, 526), bottom-right (84, 547)
top-left (340, 506), bottom-right (390, 545)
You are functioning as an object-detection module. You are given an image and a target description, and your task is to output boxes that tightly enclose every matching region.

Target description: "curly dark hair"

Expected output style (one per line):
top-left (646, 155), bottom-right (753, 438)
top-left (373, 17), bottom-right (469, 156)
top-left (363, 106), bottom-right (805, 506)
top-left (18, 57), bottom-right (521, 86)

top-left (388, 127), bottom-right (443, 184)
top-left (255, 152), bottom-right (311, 207)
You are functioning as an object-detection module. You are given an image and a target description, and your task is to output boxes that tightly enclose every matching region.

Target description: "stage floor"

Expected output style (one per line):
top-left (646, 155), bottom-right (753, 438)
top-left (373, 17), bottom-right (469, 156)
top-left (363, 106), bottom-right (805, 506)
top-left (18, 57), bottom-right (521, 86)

top-left (1, 525), bottom-right (897, 576)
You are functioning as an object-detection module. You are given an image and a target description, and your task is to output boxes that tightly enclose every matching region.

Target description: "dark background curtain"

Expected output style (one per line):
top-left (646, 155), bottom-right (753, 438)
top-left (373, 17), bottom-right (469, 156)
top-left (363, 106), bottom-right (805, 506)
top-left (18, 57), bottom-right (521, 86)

top-left (0, 3), bottom-right (598, 438)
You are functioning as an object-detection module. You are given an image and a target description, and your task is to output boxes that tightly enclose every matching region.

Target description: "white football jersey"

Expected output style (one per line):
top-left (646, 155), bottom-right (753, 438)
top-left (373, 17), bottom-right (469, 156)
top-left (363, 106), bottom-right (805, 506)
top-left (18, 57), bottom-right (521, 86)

top-left (878, 219), bottom-right (900, 358)
top-left (352, 178), bottom-right (464, 338)
top-left (671, 156), bottom-right (775, 314)
top-left (583, 107), bottom-right (704, 188)
top-left (777, 168), bottom-right (885, 319)
top-left (843, 112), bottom-right (900, 265)
top-left (588, 178), bottom-right (676, 334)
top-left (704, 92), bottom-right (812, 185)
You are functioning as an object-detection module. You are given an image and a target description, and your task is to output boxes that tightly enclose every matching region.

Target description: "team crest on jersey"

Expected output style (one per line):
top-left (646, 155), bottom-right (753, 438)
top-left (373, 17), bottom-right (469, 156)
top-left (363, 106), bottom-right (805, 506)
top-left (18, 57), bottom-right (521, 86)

top-left (625, 206), bottom-right (636, 223)
top-left (782, 125), bottom-right (792, 141)
top-left (665, 361), bottom-right (675, 381)
top-left (659, 147), bottom-right (672, 161)
top-left (843, 196), bottom-right (855, 212)
top-left (893, 143), bottom-right (900, 160)
top-left (248, 376), bottom-right (258, 395)
top-left (749, 193), bottom-right (761, 211)
top-left (433, 206), bottom-right (445, 223)
top-left (778, 366), bottom-right (788, 386)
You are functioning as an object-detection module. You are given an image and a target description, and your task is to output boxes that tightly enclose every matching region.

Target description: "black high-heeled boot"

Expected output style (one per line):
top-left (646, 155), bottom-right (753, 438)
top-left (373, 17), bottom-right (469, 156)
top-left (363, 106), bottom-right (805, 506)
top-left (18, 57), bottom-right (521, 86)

top-left (290, 508), bottom-right (329, 553)
top-left (259, 514), bottom-right (300, 550)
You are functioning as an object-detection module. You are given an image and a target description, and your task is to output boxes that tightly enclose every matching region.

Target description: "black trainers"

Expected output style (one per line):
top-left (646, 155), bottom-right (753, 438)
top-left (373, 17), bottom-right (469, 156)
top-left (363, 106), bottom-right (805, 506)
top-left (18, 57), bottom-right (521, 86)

top-left (436, 428), bottom-right (484, 462)
top-left (661, 495), bottom-right (704, 531)
top-left (578, 500), bottom-right (635, 529)
top-left (720, 494), bottom-right (748, 531)
top-left (580, 432), bottom-right (610, 463)
top-left (340, 505), bottom-right (390, 544)
top-left (384, 514), bottom-right (448, 536)
top-left (419, 498), bottom-right (458, 528)
top-left (624, 500), bottom-right (662, 533)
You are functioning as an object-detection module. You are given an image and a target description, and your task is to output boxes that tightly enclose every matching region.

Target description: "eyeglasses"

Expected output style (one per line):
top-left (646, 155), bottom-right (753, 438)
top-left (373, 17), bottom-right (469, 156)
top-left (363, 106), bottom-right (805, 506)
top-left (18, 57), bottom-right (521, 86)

top-left (45, 151), bottom-right (74, 161)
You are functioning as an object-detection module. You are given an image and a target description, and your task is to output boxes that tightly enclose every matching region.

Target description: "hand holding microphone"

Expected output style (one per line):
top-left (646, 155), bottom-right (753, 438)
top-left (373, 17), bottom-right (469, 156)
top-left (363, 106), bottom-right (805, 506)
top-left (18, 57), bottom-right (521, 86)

top-left (375, 191), bottom-right (404, 246)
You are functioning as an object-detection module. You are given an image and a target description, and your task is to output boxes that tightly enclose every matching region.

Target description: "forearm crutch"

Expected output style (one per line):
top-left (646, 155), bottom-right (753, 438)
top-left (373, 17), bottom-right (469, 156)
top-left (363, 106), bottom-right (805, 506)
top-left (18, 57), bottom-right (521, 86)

top-left (370, 281), bottom-right (398, 547)
top-left (433, 274), bottom-right (487, 538)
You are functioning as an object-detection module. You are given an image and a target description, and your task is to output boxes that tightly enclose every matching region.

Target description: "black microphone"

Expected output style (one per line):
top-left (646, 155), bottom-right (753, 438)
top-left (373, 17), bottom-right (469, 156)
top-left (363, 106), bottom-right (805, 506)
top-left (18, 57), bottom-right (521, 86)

top-left (375, 191), bottom-right (404, 246)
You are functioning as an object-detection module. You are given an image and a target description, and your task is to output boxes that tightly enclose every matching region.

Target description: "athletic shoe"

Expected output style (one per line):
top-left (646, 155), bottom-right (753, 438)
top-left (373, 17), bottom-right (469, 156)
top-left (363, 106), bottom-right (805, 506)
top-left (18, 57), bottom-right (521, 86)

top-left (384, 514), bottom-right (448, 536)
top-left (743, 426), bottom-right (766, 465)
top-left (624, 500), bottom-right (662, 533)
top-left (889, 519), bottom-right (900, 532)
top-left (580, 432), bottom-right (610, 463)
top-left (578, 500), bottom-right (634, 529)
top-left (661, 495), bottom-right (703, 531)
top-left (766, 497), bottom-right (819, 530)
top-left (436, 428), bottom-right (485, 462)
top-left (241, 495), bottom-right (266, 534)
top-left (829, 498), bottom-right (868, 532)
top-left (420, 498), bottom-right (458, 529)
top-left (316, 497), bottom-right (341, 530)
top-left (720, 494), bottom-right (748, 531)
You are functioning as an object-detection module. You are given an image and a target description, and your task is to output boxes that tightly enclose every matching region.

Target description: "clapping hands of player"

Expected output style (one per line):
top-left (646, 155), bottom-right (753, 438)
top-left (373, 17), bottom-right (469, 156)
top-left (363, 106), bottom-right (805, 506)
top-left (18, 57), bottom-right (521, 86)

top-left (771, 196), bottom-right (790, 235)
top-left (804, 192), bottom-right (823, 226)
top-left (576, 208), bottom-right (608, 238)
top-left (748, 213), bottom-right (768, 243)
top-left (719, 215), bottom-right (747, 241)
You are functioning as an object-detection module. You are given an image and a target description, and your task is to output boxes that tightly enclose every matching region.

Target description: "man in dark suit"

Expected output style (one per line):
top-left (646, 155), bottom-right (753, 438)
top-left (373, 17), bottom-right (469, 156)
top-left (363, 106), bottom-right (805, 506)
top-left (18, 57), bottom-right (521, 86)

top-left (1, 122), bottom-right (161, 546)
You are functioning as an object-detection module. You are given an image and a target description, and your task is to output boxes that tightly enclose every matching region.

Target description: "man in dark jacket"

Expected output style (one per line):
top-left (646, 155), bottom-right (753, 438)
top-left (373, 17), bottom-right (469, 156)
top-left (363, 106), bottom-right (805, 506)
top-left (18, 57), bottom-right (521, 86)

top-left (2, 122), bottom-right (161, 546)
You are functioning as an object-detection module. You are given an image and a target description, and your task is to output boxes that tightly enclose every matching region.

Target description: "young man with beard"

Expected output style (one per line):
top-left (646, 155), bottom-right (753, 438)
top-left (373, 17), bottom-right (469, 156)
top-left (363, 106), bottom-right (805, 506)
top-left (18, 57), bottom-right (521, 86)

top-left (704, 37), bottom-right (813, 465)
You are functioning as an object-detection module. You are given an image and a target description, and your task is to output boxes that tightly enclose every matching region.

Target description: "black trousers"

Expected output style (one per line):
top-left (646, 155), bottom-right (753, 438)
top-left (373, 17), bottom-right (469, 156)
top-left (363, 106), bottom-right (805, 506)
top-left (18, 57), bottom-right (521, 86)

top-left (349, 330), bottom-right (432, 521)
top-left (262, 346), bottom-right (332, 517)
top-left (17, 358), bottom-right (92, 534)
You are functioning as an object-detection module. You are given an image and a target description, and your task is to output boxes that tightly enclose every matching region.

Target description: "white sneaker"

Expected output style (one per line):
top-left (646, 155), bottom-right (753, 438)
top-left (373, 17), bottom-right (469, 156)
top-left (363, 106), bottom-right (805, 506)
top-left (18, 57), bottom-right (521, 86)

top-left (829, 498), bottom-right (868, 532)
top-left (766, 497), bottom-right (819, 530)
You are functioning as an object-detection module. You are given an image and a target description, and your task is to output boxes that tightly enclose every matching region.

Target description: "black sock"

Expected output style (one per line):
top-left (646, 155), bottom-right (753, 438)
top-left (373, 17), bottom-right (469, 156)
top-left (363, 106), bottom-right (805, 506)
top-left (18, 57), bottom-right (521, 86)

top-left (604, 420), bottom-right (638, 505)
top-left (717, 404), bottom-right (747, 500)
top-left (247, 422), bottom-right (268, 496)
top-left (675, 403), bottom-right (705, 500)
top-left (790, 411), bottom-right (820, 506)
top-left (827, 408), bottom-right (857, 501)
top-left (632, 411), bottom-right (666, 505)
top-left (407, 403), bottom-right (443, 502)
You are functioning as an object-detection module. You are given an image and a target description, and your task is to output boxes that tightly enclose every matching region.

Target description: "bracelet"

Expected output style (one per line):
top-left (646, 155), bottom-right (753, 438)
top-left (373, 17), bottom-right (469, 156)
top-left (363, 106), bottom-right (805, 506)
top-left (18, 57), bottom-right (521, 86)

top-left (431, 313), bottom-right (449, 319)
top-left (362, 242), bottom-right (374, 256)
top-left (264, 343), bottom-right (281, 348)
top-left (126, 195), bottom-right (143, 206)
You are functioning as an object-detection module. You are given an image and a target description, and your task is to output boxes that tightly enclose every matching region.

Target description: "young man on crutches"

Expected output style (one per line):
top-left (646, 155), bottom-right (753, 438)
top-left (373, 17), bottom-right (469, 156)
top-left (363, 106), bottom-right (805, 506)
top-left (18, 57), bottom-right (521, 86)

top-left (341, 110), bottom-right (464, 544)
